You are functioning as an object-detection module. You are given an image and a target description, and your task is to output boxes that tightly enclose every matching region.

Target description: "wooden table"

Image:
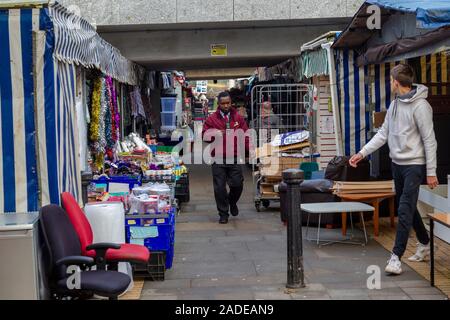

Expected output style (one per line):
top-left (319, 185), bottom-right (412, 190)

top-left (428, 213), bottom-right (450, 287)
top-left (335, 192), bottom-right (396, 237)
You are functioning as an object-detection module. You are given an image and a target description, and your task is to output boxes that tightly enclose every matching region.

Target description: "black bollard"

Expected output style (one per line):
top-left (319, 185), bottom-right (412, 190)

top-left (81, 171), bottom-right (93, 206)
top-left (282, 168), bottom-right (305, 289)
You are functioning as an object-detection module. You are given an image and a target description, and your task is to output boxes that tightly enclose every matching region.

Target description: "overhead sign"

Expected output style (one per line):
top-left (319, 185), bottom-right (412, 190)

top-left (211, 44), bottom-right (227, 57)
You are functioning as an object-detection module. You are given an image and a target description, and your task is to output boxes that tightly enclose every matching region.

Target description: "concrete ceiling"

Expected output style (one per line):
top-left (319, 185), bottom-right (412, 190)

top-left (98, 18), bottom-right (351, 71)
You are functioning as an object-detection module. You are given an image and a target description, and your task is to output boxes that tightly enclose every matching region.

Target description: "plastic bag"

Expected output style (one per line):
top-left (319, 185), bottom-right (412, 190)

top-left (324, 156), bottom-right (349, 181)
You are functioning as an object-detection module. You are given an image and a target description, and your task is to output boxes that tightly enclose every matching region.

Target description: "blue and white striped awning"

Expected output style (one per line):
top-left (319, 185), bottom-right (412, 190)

top-left (49, 2), bottom-right (144, 86)
top-left (335, 49), bottom-right (394, 156)
top-left (334, 48), bottom-right (449, 156)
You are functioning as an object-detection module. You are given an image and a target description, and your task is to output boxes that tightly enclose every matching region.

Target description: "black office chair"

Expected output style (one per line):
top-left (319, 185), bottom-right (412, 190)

top-left (39, 204), bottom-right (131, 300)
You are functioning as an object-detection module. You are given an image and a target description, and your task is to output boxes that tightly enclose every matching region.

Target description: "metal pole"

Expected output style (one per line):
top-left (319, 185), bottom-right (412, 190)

top-left (282, 168), bottom-right (305, 289)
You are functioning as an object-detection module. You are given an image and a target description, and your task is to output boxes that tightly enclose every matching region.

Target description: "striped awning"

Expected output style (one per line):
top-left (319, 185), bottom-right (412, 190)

top-left (300, 48), bottom-right (329, 79)
top-left (335, 49), bottom-right (449, 156)
top-left (49, 2), bottom-right (144, 86)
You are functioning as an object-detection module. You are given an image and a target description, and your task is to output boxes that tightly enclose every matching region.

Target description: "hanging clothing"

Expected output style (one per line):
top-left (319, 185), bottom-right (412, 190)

top-left (146, 71), bottom-right (156, 90)
top-left (130, 86), bottom-right (146, 119)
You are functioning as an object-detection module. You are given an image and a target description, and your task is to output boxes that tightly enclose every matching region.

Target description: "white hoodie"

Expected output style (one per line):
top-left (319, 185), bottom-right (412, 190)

top-left (359, 84), bottom-right (437, 177)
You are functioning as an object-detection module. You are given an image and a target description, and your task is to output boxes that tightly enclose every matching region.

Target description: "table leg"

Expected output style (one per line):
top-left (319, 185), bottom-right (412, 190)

top-left (342, 212), bottom-right (347, 236)
top-left (373, 200), bottom-right (380, 237)
top-left (389, 196), bottom-right (395, 228)
top-left (430, 219), bottom-right (435, 287)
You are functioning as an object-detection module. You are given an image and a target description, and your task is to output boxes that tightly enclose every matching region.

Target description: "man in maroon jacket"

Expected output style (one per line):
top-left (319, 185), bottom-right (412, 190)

top-left (202, 91), bottom-right (250, 224)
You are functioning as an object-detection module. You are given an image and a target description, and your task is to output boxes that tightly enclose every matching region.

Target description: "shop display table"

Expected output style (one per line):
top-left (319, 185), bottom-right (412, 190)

top-left (428, 213), bottom-right (450, 287)
top-left (335, 192), bottom-right (396, 237)
top-left (301, 202), bottom-right (374, 246)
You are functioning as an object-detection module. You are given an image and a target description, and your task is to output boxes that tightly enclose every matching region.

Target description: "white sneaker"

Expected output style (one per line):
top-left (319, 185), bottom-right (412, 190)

top-left (408, 242), bottom-right (430, 262)
top-left (385, 254), bottom-right (402, 275)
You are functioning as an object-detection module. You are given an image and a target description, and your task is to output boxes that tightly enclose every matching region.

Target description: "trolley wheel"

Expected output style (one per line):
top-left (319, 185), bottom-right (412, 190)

top-left (262, 200), bottom-right (270, 208)
top-left (255, 201), bottom-right (261, 212)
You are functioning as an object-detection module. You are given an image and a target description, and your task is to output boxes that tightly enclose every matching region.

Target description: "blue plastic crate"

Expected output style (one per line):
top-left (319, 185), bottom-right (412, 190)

top-left (92, 175), bottom-right (141, 192)
top-left (161, 112), bottom-right (176, 128)
top-left (161, 97), bottom-right (177, 112)
top-left (125, 210), bottom-right (175, 269)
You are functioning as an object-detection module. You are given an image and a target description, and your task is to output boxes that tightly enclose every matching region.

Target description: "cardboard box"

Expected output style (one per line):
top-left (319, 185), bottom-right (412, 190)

top-left (260, 156), bottom-right (305, 176)
top-left (373, 111), bottom-right (387, 129)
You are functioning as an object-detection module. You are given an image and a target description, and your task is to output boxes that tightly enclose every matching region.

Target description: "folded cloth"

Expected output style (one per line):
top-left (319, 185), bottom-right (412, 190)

top-left (300, 179), bottom-right (333, 193)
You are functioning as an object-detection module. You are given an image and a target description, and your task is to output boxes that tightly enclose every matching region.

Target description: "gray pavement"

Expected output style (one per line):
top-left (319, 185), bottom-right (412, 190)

top-left (141, 165), bottom-right (447, 300)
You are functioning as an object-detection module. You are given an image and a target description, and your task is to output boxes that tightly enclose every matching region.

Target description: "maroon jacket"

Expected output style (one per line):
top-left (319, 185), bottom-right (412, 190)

top-left (202, 108), bottom-right (250, 159)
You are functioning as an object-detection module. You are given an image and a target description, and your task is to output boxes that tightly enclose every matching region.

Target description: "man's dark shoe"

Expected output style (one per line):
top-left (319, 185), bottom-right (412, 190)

top-left (230, 203), bottom-right (239, 216)
top-left (219, 216), bottom-right (229, 224)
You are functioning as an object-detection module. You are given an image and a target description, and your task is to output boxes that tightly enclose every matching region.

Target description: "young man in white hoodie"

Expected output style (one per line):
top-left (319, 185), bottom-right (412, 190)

top-left (349, 64), bottom-right (438, 275)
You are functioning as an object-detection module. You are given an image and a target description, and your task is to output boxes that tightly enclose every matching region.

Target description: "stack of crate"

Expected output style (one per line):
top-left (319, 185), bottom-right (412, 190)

top-left (175, 173), bottom-right (190, 203)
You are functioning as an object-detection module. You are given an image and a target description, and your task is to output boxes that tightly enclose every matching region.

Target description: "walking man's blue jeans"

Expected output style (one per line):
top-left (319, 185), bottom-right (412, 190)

top-left (392, 163), bottom-right (430, 258)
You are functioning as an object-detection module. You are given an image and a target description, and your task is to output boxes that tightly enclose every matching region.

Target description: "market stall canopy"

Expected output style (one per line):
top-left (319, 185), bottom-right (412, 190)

top-left (49, 2), bottom-right (145, 85)
top-left (332, 0), bottom-right (450, 66)
top-left (0, 1), bottom-right (145, 85)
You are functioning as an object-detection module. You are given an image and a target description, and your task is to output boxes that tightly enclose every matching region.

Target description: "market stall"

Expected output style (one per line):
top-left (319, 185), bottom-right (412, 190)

top-left (328, 0), bottom-right (450, 241)
top-left (86, 133), bottom-right (188, 277)
top-left (0, 1), bottom-right (142, 213)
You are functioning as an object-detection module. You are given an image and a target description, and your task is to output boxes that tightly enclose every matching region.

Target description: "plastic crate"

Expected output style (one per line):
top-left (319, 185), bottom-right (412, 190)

top-left (133, 251), bottom-right (166, 281)
top-left (175, 193), bottom-right (190, 203)
top-left (161, 97), bottom-right (177, 112)
top-left (91, 176), bottom-right (141, 192)
top-left (176, 173), bottom-right (189, 185)
top-left (161, 112), bottom-right (176, 127)
top-left (156, 146), bottom-right (174, 153)
top-left (125, 211), bottom-right (175, 269)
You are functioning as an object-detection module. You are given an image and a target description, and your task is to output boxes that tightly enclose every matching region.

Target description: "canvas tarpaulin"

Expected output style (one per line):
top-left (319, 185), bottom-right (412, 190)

top-left (334, 49), bottom-right (449, 156)
top-left (366, 0), bottom-right (450, 29)
top-left (0, 7), bottom-right (81, 212)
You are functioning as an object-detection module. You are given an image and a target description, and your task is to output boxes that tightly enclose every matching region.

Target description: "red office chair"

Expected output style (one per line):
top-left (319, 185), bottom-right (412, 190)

top-left (61, 192), bottom-right (150, 269)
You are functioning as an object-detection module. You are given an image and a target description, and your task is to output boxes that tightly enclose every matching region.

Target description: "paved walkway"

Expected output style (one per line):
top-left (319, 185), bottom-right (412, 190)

top-left (141, 165), bottom-right (447, 300)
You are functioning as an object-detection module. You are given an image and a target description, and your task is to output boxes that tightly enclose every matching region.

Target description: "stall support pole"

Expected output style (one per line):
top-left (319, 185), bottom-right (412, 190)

top-left (282, 169), bottom-right (305, 289)
top-left (81, 171), bottom-right (93, 205)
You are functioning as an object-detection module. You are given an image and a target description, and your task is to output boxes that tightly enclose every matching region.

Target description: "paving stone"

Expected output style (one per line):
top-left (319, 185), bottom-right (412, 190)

top-left (254, 291), bottom-right (292, 300)
top-left (143, 279), bottom-right (191, 290)
top-left (176, 222), bottom-right (235, 232)
top-left (174, 241), bottom-right (249, 254)
top-left (191, 274), bottom-right (286, 288)
top-left (394, 280), bottom-right (433, 288)
top-left (174, 252), bottom-right (235, 263)
top-left (291, 295), bottom-right (332, 300)
top-left (168, 261), bottom-right (257, 279)
top-left (327, 288), bottom-right (373, 298)
top-left (401, 287), bottom-right (446, 296)
top-left (409, 295), bottom-right (449, 300)
top-left (176, 230), bottom-right (228, 237)
top-left (364, 287), bottom-right (408, 296)
top-left (233, 250), bottom-right (286, 261)
top-left (176, 215), bottom-right (214, 223)
top-left (214, 291), bottom-right (255, 300)
top-left (211, 235), bottom-right (265, 243)
top-left (369, 295), bottom-right (411, 300)
top-left (175, 235), bottom-right (212, 243)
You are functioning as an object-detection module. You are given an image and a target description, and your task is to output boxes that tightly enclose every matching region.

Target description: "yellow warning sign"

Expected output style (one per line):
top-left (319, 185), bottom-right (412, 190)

top-left (211, 44), bottom-right (227, 57)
